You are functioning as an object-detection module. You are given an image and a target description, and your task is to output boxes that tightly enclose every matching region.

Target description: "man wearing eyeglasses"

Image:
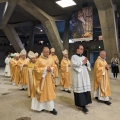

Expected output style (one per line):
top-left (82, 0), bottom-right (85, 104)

top-left (71, 45), bottom-right (92, 113)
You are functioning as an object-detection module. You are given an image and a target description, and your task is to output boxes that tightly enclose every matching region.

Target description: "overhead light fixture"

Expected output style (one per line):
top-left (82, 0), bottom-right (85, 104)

top-left (41, 41), bottom-right (43, 44)
top-left (56, 0), bottom-right (76, 8)
top-left (39, 41), bottom-right (44, 44)
top-left (35, 26), bottom-right (43, 32)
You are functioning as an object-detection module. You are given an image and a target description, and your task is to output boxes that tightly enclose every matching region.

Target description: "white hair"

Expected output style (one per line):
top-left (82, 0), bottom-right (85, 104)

top-left (100, 51), bottom-right (106, 55)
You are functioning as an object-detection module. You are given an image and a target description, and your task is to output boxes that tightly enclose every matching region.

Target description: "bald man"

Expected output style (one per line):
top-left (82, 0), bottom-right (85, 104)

top-left (94, 51), bottom-right (111, 105)
top-left (31, 47), bottom-right (57, 115)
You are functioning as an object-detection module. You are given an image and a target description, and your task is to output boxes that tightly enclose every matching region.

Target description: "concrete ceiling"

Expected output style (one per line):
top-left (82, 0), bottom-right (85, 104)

top-left (31, 0), bottom-right (96, 16)
top-left (6, 0), bottom-right (97, 24)
top-left (0, 0), bottom-right (120, 28)
top-left (0, 0), bottom-right (120, 43)
top-left (0, 0), bottom-right (97, 35)
top-left (8, 5), bottom-right (38, 24)
top-left (112, 0), bottom-right (120, 4)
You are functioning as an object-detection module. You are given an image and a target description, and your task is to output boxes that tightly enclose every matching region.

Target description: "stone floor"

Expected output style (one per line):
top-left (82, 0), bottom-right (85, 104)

top-left (0, 68), bottom-right (120, 120)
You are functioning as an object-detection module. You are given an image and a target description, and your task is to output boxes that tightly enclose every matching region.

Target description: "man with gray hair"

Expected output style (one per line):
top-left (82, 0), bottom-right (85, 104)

top-left (94, 51), bottom-right (111, 105)
top-left (31, 47), bottom-right (57, 115)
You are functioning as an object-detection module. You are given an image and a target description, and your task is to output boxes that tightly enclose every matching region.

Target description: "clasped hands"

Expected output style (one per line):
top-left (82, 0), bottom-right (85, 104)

top-left (23, 64), bottom-right (28, 67)
top-left (82, 57), bottom-right (88, 65)
top-left (47, 66), bottom-right (52, 72)
top-left (105, 64), bottom-right (109, 70)
top-left (68, 64), bottom-right (71, 67)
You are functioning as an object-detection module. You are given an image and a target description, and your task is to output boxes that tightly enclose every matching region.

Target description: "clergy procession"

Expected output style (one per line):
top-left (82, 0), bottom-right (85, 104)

top-left (4, 45), bottom-right (112, 115)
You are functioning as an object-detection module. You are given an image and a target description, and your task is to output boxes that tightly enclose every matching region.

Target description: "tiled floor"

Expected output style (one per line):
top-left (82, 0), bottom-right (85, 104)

top-left (0, 67), bottom-right (120, 120)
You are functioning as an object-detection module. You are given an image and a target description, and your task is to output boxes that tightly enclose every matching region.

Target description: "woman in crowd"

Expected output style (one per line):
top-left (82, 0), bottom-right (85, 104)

top-left (111, 54), bottom-right (119, 80)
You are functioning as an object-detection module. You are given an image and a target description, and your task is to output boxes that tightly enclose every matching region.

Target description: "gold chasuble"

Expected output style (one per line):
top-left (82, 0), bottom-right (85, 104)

top-left (27, 62), bottom-right (35, 97)
top-left (60, 57), bottom-right (71, 88)
top-left (9, 58), bottom-right (18, 81)
top-left (49, 54), bottom-right (59, 78)
top-left (32, 56), bottom-right (56, 102)
top-left (14, 63), bottom-right (21, 86)
top-left (17, 58), bottom-right (29, 85)
top-left (94, 56), bottom-right (111, 97)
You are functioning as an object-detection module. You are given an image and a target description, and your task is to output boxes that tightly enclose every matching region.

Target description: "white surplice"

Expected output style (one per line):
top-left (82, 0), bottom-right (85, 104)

top-left (31, 97), bottom-right (54, 111)
top-left (71, 55), bottom-right (91, 93)
top-left (4, 57), bottom-right (11, 77)
top-left (94, 86), bottom-right (109, 101)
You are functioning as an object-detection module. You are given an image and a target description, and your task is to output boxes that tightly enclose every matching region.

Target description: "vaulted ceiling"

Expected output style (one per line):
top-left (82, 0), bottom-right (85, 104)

top-left (0, 0), bottom-right (120, 44)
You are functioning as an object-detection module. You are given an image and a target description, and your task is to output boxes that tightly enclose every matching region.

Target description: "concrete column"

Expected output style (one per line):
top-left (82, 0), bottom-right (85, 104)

top-left (0, 3), bottom-right (3, 21)
top-left (115, 11), bottom-right (119, 55)
top-left (0, 2), bottom-right (6, 22)
top-left (119, 38), bottom-right (120, 58)
top-left (18, 0), bottom-right (64, 60)
top-left (27, 25), bottom-right (35, 51)
top-left (0, 0), bottom-right (18, 29)
top-left (3, 26), bottom-right (24, 52)
top-left (0, 0), bottom-right (8, 3)
top-left (94, 0), bottom-right (119, 63)
top-left (63, 20), bottom-right (70, 51)
top-left (42, 21), bottom-right (64, 59)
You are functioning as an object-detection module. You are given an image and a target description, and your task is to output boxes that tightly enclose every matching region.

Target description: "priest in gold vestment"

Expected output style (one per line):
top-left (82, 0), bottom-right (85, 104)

top-left (27, 51), bottom-right (36, 97)
top-left (14, 58), bottom-right (21, 86)
top-left (94, 51), bottom-right (111, 105)
top-left (49, 48), bottom-right (59, 86)
top-left (9, 53), bottom-right (20, 85)
top-left (17, 49), bottom-right (29, 90)
top-left (31, 47), bottom-right (57, 115)
top-left (60, 49), bottom-right (71, 93)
